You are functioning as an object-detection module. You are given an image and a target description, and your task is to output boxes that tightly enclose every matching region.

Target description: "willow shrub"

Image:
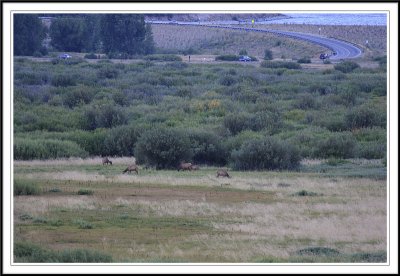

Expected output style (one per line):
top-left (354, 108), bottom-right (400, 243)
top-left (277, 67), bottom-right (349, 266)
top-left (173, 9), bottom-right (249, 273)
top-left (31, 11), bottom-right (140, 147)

top-left (14, 138), bottom-right (88, 160)
top-left (231, 137), bottom-right (301, 171)
top-left (135, 128), bottom-right (192, 169)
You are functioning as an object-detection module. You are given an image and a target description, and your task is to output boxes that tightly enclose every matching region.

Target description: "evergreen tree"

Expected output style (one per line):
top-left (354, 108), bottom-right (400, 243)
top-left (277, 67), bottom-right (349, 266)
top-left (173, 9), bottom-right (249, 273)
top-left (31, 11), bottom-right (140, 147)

top-left (100, 14), bottom-right (154, 55)
top-left (50, 17), bottom-right (86, 52)
top-left (14, 14), bottom-right (46, 56)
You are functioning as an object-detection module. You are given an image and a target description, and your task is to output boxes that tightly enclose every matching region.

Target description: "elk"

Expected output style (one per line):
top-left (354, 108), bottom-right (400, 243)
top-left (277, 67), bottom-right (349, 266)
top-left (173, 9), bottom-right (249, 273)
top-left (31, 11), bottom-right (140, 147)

top-left (177, 162), bottom-right (193, 171)
top-left (216, 169), bottom-right (231, 178)
top-left (123, 164), bottom-right (139, 174)
top-left (102, 157), bottom-right (112, 165)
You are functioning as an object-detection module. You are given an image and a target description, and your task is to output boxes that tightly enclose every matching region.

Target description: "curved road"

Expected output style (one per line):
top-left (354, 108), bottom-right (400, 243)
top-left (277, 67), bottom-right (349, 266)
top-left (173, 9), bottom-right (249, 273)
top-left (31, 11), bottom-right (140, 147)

top-left (150, 22), bottom-right (363, 60)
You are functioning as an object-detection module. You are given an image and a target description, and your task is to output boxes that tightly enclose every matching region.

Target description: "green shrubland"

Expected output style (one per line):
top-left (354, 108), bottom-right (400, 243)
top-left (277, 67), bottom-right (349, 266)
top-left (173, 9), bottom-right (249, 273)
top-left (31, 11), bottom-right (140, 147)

top-left (13, 58), bottom-right (387, 168)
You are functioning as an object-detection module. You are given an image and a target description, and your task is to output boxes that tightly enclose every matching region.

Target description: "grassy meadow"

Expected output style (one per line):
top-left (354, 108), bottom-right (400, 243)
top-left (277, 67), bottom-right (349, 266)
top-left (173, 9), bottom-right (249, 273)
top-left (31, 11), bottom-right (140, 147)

top-left (14, 157), bottom-right (387, 263)
top-left (12, 22), bottom-right (388, 263)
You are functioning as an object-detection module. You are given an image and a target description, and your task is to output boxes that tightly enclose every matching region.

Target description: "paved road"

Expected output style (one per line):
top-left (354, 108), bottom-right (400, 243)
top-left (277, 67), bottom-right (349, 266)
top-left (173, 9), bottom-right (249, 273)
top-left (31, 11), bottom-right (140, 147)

top-left (150, 22), bottom-right (363, 60)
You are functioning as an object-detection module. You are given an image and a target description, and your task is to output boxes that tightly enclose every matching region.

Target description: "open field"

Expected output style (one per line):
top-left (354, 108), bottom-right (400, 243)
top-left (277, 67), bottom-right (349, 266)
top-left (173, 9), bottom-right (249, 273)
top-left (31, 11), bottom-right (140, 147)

top-left (13, 157), bottom-right (387, 263)
top-left (151, 24), bottom-right (386, 59)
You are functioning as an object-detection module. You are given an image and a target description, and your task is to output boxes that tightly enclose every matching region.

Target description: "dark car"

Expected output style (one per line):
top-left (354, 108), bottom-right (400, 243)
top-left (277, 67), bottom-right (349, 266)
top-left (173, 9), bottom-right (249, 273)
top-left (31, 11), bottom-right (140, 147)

top-left (239, 55), bottom-right (252, 62)
top-left (319, 53), bottom-right (329, 60)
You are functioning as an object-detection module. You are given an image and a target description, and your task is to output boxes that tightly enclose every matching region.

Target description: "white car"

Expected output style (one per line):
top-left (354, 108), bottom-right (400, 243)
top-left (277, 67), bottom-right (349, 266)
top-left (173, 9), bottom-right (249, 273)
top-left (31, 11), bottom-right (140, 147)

top-left (59, 53), bottom-right (72, 59)
top-left (239, 55), bottom-right (252, 62)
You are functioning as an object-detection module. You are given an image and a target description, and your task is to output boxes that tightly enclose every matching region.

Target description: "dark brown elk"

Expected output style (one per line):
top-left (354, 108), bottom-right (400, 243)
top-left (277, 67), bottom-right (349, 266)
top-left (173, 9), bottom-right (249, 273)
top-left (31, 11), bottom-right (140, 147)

top-left (123, 164), bottom-right (139, 174)
top-left (216, 169), bottom-right (231, 178)
top-left (177, 162), bottom-right (192, 171)
top-left (102, 157), bottom-right (112, 165)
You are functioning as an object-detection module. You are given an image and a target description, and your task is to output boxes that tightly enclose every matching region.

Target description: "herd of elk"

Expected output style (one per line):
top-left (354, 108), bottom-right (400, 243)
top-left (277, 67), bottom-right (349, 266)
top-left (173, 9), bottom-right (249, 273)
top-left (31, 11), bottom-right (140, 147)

top-left (101, 158), bottom-right (230, 177)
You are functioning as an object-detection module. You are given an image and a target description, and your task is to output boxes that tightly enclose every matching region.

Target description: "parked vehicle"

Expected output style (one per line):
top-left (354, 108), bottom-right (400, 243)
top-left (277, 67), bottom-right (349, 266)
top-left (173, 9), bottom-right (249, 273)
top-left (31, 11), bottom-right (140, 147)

top-left (239, 55), bottom-right (252, 62)
top-left (319, 53), bottom-right (329, 60)
top-left (59, 53), bottom-right (72, 59)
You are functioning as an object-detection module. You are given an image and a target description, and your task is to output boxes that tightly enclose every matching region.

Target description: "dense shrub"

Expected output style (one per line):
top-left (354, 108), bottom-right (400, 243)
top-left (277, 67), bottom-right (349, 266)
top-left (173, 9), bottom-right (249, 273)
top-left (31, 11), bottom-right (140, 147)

top-left (345, 105), bottom-right (386, 129)
top-left (187, 130), bottom-right (228, 165)
top-left (14, 180), bottom-right (41, 196)
top-left (103, 124), bottom-right (142, 156)
top-left (356, 141), bottom-right (386, 159)
top-left (264, 49), bottom-right (273, 60)
top-left (135, 128), bottom-right (192, 169)
top-left (223, 113), bottom-right (252, 135)
top-left (14, 138), bottom-right (89, 160)
top-left (97, 66), bottom-right (119, 79)
top-left (80, 104), bottom-right (127, 130)
top-left (224, 111), bottom-right (282, 135)
top-left (334, 61), bottom-right (360, 73)
top-left (84, 53), bottom-right (98, 59)
top-left (215, 54), bottom-right (239, 61)
top-left (14, 242), bottom-right (112, 262)
top-left (62, 85), bottom-right (97, 108)
top-left (231, 137), bottom-right (301, 170)
top-left (314, 132), bottom-right (357, 158)
top-left (297, 57), bottom-right (311, 64)
top-left (260, 61), bottom-right (301, 69)
top-left (51, 74), bottom-right (76, 87)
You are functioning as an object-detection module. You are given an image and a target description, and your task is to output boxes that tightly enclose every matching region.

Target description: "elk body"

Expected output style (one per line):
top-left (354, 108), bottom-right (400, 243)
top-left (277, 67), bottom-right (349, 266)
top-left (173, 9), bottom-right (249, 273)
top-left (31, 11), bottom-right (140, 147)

top-left (177, 162), bottom-right (193, 171)
top-left (102, 157), bottom-right (112, 165)
top-left (123, 164), bottom-right (139, 174)
top-left (216, 169), bottom-right (231, 178)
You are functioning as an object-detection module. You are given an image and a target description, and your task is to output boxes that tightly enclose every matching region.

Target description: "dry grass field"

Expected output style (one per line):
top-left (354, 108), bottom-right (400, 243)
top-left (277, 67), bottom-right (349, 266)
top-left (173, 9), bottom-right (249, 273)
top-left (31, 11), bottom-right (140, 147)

top-left (13, 157), bottom-right (387, 263)
top-left (151, 24), bottom-right (386, 59)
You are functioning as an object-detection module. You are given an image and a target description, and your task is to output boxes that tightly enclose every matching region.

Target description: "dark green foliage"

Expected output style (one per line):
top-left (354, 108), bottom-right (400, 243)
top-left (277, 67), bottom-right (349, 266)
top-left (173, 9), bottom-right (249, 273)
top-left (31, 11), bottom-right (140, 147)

top-left (97, 66), bottom-right (119, 79)
top-left (14, 138), bottom-right (88, 160)
top-left (100, 14), bottom-right (154, 55)
top-left (14, 180), bottom-right (41, 196)
top-left (231, 137), bottom-right (301, 170)
top-left (51, 74), bottom-right (76, 87)
top-left (14, 242), bottom-right (112, 262)
top-left (215, 54), bottom-right (239, 61)
top-left (14, 14), bottom-right (46, 56)
top-left (297, 57), bottom-right (311, 63)
top-left (13, 59), bottom-right (386, 162)
top-left (296, 247), bottom-right (340, 257)
top-left (187, 130), bottom-right (228, 165)
top-left (77, 189), bottom-right (94, 195)
top-left (260, 61), bottom-right (301, 69)
top-left (239, 49), bottom-right (248, 55)
top-left (223, 112), bottom-right (282, 135)
top-left (103, 124), bottom-right (141, 156)
top-left (62, 85), bottom-right (96, 108)
top-left (223, 113), bottom-right (252, 135)
top-left (135, 128), bottom-right (192, 169)
top-left (314, 132), bottom-right (357, 159)
top-left (80, 104), bottom-right (127, 130)
top-left (292, 190), bottom-right (321, 196)
top-left (345, 105), bottom-right (386, 129)
top-left (334, 61), bottom-right (360, 73)
top-left (50, 17), bottom-right (86, 52)
top-left (264, 49), bottom-right (273, 60)
top-left (84, 53), bottom-right (98, 59)
top-left (349, 251), bottom-right (386, 263)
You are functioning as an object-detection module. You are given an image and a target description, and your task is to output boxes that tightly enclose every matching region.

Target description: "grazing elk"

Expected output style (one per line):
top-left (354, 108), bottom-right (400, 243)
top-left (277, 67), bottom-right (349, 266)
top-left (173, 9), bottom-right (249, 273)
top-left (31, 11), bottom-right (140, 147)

top-left (177, 162), bottom-right (193, 171)
top-left (123, 164), bottom-right (139, 174)
top-left (216, 169), bottom-right (231, 178)
top-left (102, 157), bottom-right (112, 165)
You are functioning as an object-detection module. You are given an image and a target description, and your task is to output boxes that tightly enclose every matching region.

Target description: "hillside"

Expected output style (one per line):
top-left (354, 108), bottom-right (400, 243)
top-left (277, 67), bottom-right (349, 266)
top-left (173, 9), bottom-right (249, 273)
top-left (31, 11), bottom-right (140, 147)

top-left (144, 13), bottom-right (287, 22)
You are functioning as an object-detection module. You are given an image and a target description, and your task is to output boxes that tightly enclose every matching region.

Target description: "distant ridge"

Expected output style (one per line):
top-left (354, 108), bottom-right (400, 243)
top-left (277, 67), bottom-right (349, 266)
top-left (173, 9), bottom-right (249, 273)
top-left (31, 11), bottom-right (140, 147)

top-left (144, 13), bottom-right (289, 22)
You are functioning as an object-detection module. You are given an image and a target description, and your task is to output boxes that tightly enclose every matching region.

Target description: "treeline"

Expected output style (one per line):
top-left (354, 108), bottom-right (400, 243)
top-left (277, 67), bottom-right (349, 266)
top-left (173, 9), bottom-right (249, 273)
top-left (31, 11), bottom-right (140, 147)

top-left (14, 14), bottom-right (155, 56)
top-left (13, 57), bottom-right (387, 170)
